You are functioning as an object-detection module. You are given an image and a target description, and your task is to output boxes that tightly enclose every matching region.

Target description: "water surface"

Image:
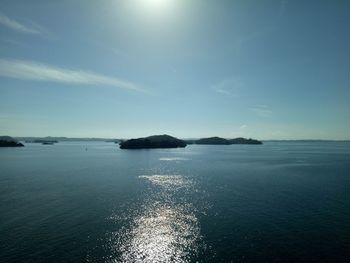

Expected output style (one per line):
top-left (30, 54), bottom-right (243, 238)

top-left (0, 141), bottom-right (349, 262)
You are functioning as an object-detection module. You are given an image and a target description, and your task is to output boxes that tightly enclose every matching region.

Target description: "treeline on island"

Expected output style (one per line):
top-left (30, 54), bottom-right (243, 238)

top-left (186, 136), bottom-right (262, 145)
top-left (119, 135), bottom-right (262, 149)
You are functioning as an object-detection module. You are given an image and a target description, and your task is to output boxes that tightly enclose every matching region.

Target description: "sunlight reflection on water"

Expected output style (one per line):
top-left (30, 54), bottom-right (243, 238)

top-left (116, 174), bottom-right (202, 262)
top-left (159, 157), bottom-right (190, 161)
top-left (139, 175), bottom-right (191, 189)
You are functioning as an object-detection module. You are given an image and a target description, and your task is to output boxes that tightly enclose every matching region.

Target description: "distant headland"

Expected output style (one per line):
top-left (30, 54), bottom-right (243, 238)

top-left (17, 136), bottom-right (119, 143)
top-left (0, 136), bottom-right (24, 147)
top-left (194, 137), bottom-right (262, 145)
top-left (26, 139), bottom-right (58, 145)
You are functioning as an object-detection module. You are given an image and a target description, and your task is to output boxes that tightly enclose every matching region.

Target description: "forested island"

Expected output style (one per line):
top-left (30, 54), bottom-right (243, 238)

top-left (196, 137), bottom-right (231, 145)
top-left (119, 135), bottom-right (187, 149)
top-left (0, 136), bottom-right (24, 147)
top-left (186, 137), bottom-right (262, 145)
top-left (195, 137), bottom-right (262, 145)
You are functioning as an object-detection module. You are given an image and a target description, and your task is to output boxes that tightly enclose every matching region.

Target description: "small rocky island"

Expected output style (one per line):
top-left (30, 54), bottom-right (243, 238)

top-left (195, 137), bottom-right (262, 145)
top-left (0, 136), bottom-right (24, 147)
top-left (120, 135), bottom-right (187, 149)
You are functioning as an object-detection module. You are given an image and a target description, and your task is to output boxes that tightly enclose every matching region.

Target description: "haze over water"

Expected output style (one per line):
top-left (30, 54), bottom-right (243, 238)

top-left (1, 141), bottom-right (349, 262)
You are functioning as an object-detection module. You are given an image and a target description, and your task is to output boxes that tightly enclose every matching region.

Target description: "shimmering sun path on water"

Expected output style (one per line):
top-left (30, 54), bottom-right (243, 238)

top-left (115, 174), bottom-right (203, 262)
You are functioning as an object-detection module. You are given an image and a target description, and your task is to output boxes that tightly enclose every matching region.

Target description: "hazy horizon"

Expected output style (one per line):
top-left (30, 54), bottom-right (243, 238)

top-left (1, 0), bottom-right (350, 140)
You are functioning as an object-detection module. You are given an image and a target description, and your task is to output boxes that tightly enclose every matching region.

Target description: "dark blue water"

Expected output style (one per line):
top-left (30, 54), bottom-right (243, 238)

top-left (0, 142), bottom-right (349, 262)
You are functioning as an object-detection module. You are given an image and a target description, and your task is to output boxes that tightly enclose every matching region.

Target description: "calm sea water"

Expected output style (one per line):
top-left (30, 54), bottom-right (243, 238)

top-left (0, 141), bottom-right (349, 262)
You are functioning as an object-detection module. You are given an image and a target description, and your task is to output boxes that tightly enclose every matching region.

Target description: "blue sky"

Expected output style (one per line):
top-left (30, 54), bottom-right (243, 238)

top-left (0, 0), bottom-right (349, 139)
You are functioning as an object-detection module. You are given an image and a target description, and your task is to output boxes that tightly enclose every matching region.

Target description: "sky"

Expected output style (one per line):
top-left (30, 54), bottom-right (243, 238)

top-left (0, 0), bottom-right (349, 139)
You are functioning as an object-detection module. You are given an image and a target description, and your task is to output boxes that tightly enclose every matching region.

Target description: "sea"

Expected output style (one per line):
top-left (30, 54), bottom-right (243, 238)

top-left (0, 141), bottom-right (349, 262)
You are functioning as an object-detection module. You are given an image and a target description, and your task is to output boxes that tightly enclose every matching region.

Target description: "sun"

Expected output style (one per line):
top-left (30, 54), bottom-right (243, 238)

top-left (124, 0), bottom-right (179, 22)
top-left (140, 0), bottom-right (175, 12)
top-left (144, 0), bottom-right (171, 7)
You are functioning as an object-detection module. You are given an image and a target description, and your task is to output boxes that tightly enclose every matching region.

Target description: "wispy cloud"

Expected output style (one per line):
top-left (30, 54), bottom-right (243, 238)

top-left (0, 59), bottom-right (144, 92)
top-left (0, 13), bottom-right (43, 35)
top-left (240, 124), bottom-right (248, 129)
top-left (250, 105), bottom-right (273, 118)
top-left (212, 77), bottom-right (243, 97)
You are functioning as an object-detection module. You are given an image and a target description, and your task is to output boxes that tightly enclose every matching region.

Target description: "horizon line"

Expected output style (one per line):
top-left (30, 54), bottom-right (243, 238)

top-left (8, 135), bottom-right (350, 142)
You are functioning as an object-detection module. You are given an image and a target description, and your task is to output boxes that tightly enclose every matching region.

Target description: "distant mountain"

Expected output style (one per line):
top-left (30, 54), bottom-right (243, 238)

top-left (0, 136), bottom-right (24, 147)
top-left (195, 137), bottom-right (262, 145)
top-left (120, 135), bottom-right (187, 149)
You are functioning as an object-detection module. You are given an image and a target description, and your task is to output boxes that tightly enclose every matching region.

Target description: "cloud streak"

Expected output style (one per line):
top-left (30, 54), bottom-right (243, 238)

top-left (0, 14), bottom-right (42, 34)
top-left (0, 59), bottom-right (143, 92)
top-left (250, 105), bottom-right (273, 118)
top-left (212, 77), bottom-right (242, 97)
